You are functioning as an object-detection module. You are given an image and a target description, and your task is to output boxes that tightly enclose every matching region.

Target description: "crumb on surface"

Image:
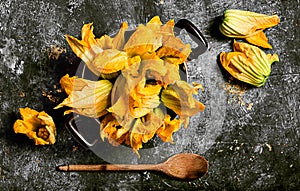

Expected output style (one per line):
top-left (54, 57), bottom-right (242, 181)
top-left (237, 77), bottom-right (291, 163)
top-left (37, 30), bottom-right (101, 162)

top-left (47, 45), bottom-right (66, 60)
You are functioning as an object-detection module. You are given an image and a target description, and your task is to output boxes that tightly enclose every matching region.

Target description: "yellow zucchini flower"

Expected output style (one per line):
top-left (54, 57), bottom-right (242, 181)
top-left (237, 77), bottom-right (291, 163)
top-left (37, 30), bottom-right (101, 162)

top-left (54, 74), bottom-right (113, 118)
top-left (219, 9), bottom-right (280, 49)
top-left (124, 16), bottom-right (191, 63)
top-left (129, 108), bottom-right (165, 154)
top-left (100, 108), bottom-right (165, 156)
top-left (99, 113), bottom-right (128, 146)
top-left (220, 41), bottom-right (279, 87)
top-left (65, 22), bottom-right (128, 78)
top-left (13, 108), bottom-right (56, 145)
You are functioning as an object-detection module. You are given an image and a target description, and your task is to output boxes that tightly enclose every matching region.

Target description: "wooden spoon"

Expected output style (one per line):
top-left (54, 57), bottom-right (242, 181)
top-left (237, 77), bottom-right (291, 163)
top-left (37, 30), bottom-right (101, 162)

top-left (57, 153), bottom-right (208, 180)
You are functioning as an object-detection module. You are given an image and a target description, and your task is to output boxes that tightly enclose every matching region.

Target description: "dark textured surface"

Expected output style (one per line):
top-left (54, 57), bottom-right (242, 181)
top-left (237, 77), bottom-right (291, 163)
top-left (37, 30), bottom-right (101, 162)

top-left (0, 0), bottom-right (299, 190)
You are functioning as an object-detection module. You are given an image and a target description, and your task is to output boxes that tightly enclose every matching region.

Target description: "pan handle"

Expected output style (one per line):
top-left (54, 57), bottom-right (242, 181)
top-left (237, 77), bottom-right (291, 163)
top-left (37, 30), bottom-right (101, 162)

top-left (174, 19), bottom-right (208, 60)
top-left (65, 115), bottom-right (98, 148)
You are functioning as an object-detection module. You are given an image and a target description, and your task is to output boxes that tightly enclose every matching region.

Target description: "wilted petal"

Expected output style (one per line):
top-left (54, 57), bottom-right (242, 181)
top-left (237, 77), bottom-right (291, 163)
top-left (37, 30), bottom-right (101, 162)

top-left (129, 108), bottom-right (165, 153)
top-left (161, 81), bottom-right (205, 127)
top-left (96, 35), bottom-right (113, 50)
top-left (156, 36), bottom-right (191, 64)
top-left (129, 78), bottom-right (161, 118)
top-left (156, 115), bottom-right (182, 143)
top-left (163, 61), bottom-right (181, 85)
top-left (233, 41), bottom-right (278, 76)
top-left (139, 59), bottom-right (166, 84)
top-left (92, 49), bottom-right (128, 78)
top-left (124, 23), bottom-right (162, 56)
top-left (146, 15), bottom-right (163, 31)
top-left (65, 35), bottom-right (93, 64)
top-left (107, 92), bottom-right (131, 128)
top-left (245, 31), bottom-right (272, 49)
top-left (160, 19), bottom-right (175, 37)
top-left (112, 22), bottom-right (128, 50)
top-left (81, 23), bottom-right (97, 47)
top-left (59, 74), bottom-right (87, 95)
top-left (220, 52), bottom-right (264, 86)
top-left (100, 113), bottom-right (128, 146)
top-left (127, 55), bottom-right (141, 68)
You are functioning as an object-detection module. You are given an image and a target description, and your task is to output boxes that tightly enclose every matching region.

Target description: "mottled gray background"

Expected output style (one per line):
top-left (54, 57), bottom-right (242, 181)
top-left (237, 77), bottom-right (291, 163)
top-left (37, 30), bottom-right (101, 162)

top-left (0, 0), bottom-right (299, 190)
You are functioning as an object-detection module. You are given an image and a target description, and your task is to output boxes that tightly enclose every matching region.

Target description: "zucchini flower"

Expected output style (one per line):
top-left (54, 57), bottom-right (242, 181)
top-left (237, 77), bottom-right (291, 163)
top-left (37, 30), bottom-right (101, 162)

top-left (220, 41), bottom-right (279, 87)
top-left (65, 22), bottom-right (128, 79)
top-left (219, 9), bottom-right (280, 49)
top-left (13, 108), bottom-right (56, 145)
top-left (54, 74), bottom-right (113, 118)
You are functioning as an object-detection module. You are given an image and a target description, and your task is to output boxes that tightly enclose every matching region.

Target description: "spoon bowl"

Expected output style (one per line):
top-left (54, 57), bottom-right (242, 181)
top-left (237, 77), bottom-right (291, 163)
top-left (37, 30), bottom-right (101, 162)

top-left (160, 153), bottom-right (209, 180)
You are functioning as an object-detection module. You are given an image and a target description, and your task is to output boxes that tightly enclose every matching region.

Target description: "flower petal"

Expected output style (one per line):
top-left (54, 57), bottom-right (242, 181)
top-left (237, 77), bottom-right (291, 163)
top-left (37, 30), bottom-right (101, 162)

top-left (161, 81), bottom-right (205, 127)
top-left (245, 31), bottom-right (272, 49)
top-left (96, 35), bottom-right (113, 50)
top-left (65, 35), bottom-right (93, 63)
top-left (156, 115), bottom-right (182, 143)
top-left (92, 49), bottom-right (128, 75)
top-left (112, 22), bottom-right (128, 50)
top-left (59, 74), bottom-right (87, 95)
top-left (124, 24), bottom-right (162, 57)
top-left (18, 108), bottom-right (40, 131)
top-left (160, 19), bottom-right (175, 39)
top-left (156, 36), bottom-right (191, 64)
top-left (233, 41), bottom-right (273, 76)
top-left (100, 113), bottom-right (128, 146)
top-left (129, 108), bottom-right (165, 153)
top-left (81, 23), bottom-right (97, 47)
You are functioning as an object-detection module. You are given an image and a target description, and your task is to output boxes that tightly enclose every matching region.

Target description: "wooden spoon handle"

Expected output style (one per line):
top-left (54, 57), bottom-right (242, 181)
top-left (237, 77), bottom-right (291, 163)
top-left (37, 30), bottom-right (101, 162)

top-left (58, 164), bottom-right (161, 172)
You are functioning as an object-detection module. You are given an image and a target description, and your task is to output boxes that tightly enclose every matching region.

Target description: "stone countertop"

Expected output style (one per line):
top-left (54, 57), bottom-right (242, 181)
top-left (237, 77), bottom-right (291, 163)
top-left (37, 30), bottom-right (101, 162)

top-left (0, 0), bottom-right (299, 190)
